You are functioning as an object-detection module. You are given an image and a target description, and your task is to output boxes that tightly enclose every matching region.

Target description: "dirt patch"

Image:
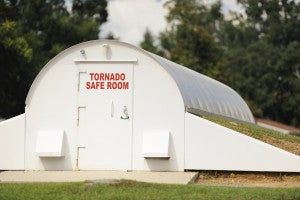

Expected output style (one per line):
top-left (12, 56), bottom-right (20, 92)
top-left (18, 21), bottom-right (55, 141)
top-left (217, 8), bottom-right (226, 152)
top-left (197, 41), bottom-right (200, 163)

top-left (196, 171), bottom-right (300, 188)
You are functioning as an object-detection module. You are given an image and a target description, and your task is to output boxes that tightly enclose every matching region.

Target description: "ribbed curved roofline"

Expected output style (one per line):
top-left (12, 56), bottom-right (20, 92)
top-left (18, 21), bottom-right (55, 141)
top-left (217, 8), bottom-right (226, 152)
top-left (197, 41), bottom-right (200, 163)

top-left (150, 54), bottom-right (255, 123)
top-left (25, 40), bottom-right (255, 123)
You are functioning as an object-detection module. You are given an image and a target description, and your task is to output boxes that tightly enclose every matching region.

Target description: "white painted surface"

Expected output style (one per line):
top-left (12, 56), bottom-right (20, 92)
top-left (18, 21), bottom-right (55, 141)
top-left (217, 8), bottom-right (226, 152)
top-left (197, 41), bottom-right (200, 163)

top-left (0, 114), bottom-right (25, 170)
top-left (24, 40), bottom-right (185, 171)
top-left (131, 51), bottom-right (185, 171)
top-left (77, 63), bottom-right (133, 170)
top-left (36, 130), bottom-right (64, 157)
top-left (142, 131), bottom-right (170, 158)
top-left (24, 63), bottom-right (78, 170)
top-left (185, 113), bottom-right (300, 172)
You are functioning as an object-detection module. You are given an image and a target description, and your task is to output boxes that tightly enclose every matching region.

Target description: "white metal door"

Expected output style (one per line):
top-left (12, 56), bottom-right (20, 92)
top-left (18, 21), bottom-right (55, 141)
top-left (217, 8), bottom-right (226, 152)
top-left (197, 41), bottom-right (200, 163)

top-left (77, 62), bottom-right (133, 170)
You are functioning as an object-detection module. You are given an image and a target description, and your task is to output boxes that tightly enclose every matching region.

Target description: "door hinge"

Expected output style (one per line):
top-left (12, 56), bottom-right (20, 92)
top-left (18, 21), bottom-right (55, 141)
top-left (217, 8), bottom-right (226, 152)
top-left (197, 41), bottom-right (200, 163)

top-left (77, 71), bottom-right (87, 91)
top-left (75, 146), bottom-right (86, 171)
top-left (77, 106), bottom-right (86, 126)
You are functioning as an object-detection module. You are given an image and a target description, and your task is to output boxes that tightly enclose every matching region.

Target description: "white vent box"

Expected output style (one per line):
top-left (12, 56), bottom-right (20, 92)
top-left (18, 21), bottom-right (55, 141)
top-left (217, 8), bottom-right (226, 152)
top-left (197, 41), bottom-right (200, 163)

top-left (36, 130), bottom-right (64, 157)
top-left (142, 131), bottom-right (170, 158)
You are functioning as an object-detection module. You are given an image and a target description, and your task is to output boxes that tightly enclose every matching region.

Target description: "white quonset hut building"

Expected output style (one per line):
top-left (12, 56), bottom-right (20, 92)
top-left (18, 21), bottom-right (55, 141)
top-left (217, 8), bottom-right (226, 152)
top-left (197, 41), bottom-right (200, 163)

top-left (0, 40), bottom-right (299, 172)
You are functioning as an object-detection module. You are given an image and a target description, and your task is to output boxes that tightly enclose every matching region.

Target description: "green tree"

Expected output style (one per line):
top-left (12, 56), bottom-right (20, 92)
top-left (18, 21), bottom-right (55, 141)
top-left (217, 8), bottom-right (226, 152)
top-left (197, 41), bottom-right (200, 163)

top-left (0, 0), bottom-right (108, 118)
top-left (140, 0), bottom-right (300, 127)
top-left (237, 0), bottom-right (300, 46)
top-left (0, 21), bottom-right (33, 117)
top-left (72, 0), bottom-right (107, 24)
top-left (140, 0), bottom-right (225, 79)
top-left (18, 0), bottom-right (107, 69)
top-left (223, 0), bottom-right (300, 126)
top-left (140, 28), bottom-right (164, 56)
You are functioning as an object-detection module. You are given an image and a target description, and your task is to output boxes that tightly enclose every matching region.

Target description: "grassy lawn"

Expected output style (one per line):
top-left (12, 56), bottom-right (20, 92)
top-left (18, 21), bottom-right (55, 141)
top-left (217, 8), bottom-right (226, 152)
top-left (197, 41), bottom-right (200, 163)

top-left (0, 180), bottom-right (299, 200)
top-left (203, 115), bottom-right (300, 155)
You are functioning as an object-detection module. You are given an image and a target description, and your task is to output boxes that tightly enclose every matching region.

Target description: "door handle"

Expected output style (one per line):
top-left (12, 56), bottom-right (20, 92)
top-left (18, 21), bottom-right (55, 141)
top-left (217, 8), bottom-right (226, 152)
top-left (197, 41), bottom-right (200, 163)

top-left (120, 106), bottom-right (129, 120)
top-left (111, 101), bottom-right (114, 118)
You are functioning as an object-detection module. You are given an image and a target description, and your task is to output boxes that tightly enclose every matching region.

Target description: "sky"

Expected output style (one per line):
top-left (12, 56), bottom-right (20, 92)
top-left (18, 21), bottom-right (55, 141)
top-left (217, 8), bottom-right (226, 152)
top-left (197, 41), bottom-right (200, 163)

top-left (100, 0), bottom-right (244, 46)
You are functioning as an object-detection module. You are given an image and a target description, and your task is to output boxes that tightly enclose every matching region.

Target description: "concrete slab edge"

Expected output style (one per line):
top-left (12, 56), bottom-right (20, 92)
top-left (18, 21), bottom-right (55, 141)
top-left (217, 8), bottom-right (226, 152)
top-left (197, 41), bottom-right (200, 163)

top-left (188, 172), bottom-right (199, 184)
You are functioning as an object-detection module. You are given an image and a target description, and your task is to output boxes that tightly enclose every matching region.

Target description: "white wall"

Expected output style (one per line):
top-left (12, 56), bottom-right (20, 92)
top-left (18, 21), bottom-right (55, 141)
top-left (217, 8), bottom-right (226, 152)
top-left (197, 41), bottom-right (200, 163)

top-left (24, 64), bottom-right (78, 170)
top-left (0, 114), bottom-right (25, 170)
top-left (132, 50), bottom-right (185, 171)
top-left (185, 113), bottom-right (300, 172)
top-left (24, 40), bottom-right (185, 171)
top-left (25, 42), bottom-right (95, 170)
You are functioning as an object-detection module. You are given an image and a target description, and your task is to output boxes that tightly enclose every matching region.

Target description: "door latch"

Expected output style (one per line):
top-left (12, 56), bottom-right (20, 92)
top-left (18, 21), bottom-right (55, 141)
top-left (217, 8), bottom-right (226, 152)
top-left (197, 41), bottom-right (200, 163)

top-left (120, 106), bottom-right (129, 120)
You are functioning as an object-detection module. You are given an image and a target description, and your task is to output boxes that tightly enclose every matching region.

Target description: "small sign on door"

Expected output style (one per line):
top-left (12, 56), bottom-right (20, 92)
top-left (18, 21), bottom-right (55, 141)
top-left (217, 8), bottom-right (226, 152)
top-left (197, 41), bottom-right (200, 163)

top-left (86, 72), bottom-right (129, 90)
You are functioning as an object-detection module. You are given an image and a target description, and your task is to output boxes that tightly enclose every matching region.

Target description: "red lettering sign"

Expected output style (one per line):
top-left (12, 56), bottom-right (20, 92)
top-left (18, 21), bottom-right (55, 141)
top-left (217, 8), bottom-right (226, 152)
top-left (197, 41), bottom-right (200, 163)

top-left (86, 72), bottom-right (129, 90)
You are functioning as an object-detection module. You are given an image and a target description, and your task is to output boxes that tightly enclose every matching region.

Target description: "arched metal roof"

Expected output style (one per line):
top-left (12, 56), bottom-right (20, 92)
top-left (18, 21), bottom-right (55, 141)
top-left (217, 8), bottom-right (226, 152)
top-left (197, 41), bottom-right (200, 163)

top-left (150, 53), bottom-right (255, 123)
top-left (25, 40), bottom-right (254, 123)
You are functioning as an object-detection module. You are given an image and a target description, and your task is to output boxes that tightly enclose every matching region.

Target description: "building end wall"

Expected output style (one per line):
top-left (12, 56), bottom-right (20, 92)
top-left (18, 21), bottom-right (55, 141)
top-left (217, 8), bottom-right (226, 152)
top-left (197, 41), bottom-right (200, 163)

top-left (0, 114), bottom-right (25, 170)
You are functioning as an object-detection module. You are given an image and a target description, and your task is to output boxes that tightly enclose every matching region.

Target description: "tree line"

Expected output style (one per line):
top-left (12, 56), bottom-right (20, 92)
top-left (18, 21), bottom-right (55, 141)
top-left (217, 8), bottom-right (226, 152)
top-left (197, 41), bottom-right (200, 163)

top-left (140, 0), bottom-right (300, 127)
top-left (0, 0), bottom-right (299, 128)
top-left (0, 0), bottom-right (109, 118)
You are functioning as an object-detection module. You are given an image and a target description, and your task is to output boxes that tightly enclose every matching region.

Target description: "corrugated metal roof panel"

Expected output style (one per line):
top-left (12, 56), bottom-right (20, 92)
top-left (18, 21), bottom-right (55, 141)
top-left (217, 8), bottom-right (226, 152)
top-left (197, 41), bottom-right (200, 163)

top-left (151, 53), bottom-right (255, 123)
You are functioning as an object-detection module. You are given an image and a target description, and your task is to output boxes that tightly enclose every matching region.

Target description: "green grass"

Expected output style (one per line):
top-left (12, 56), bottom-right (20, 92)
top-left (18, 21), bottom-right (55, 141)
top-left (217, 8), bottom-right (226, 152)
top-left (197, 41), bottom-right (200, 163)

top-left (0, 180), bottom-right (299, 200)
top-left (203, 115), bottom-right (300, 155)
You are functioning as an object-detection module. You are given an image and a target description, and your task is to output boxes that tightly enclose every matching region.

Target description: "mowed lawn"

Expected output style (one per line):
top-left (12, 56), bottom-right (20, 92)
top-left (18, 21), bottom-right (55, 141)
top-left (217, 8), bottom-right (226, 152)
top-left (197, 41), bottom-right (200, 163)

top-left (0, 180), bottom-right (299, 200)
